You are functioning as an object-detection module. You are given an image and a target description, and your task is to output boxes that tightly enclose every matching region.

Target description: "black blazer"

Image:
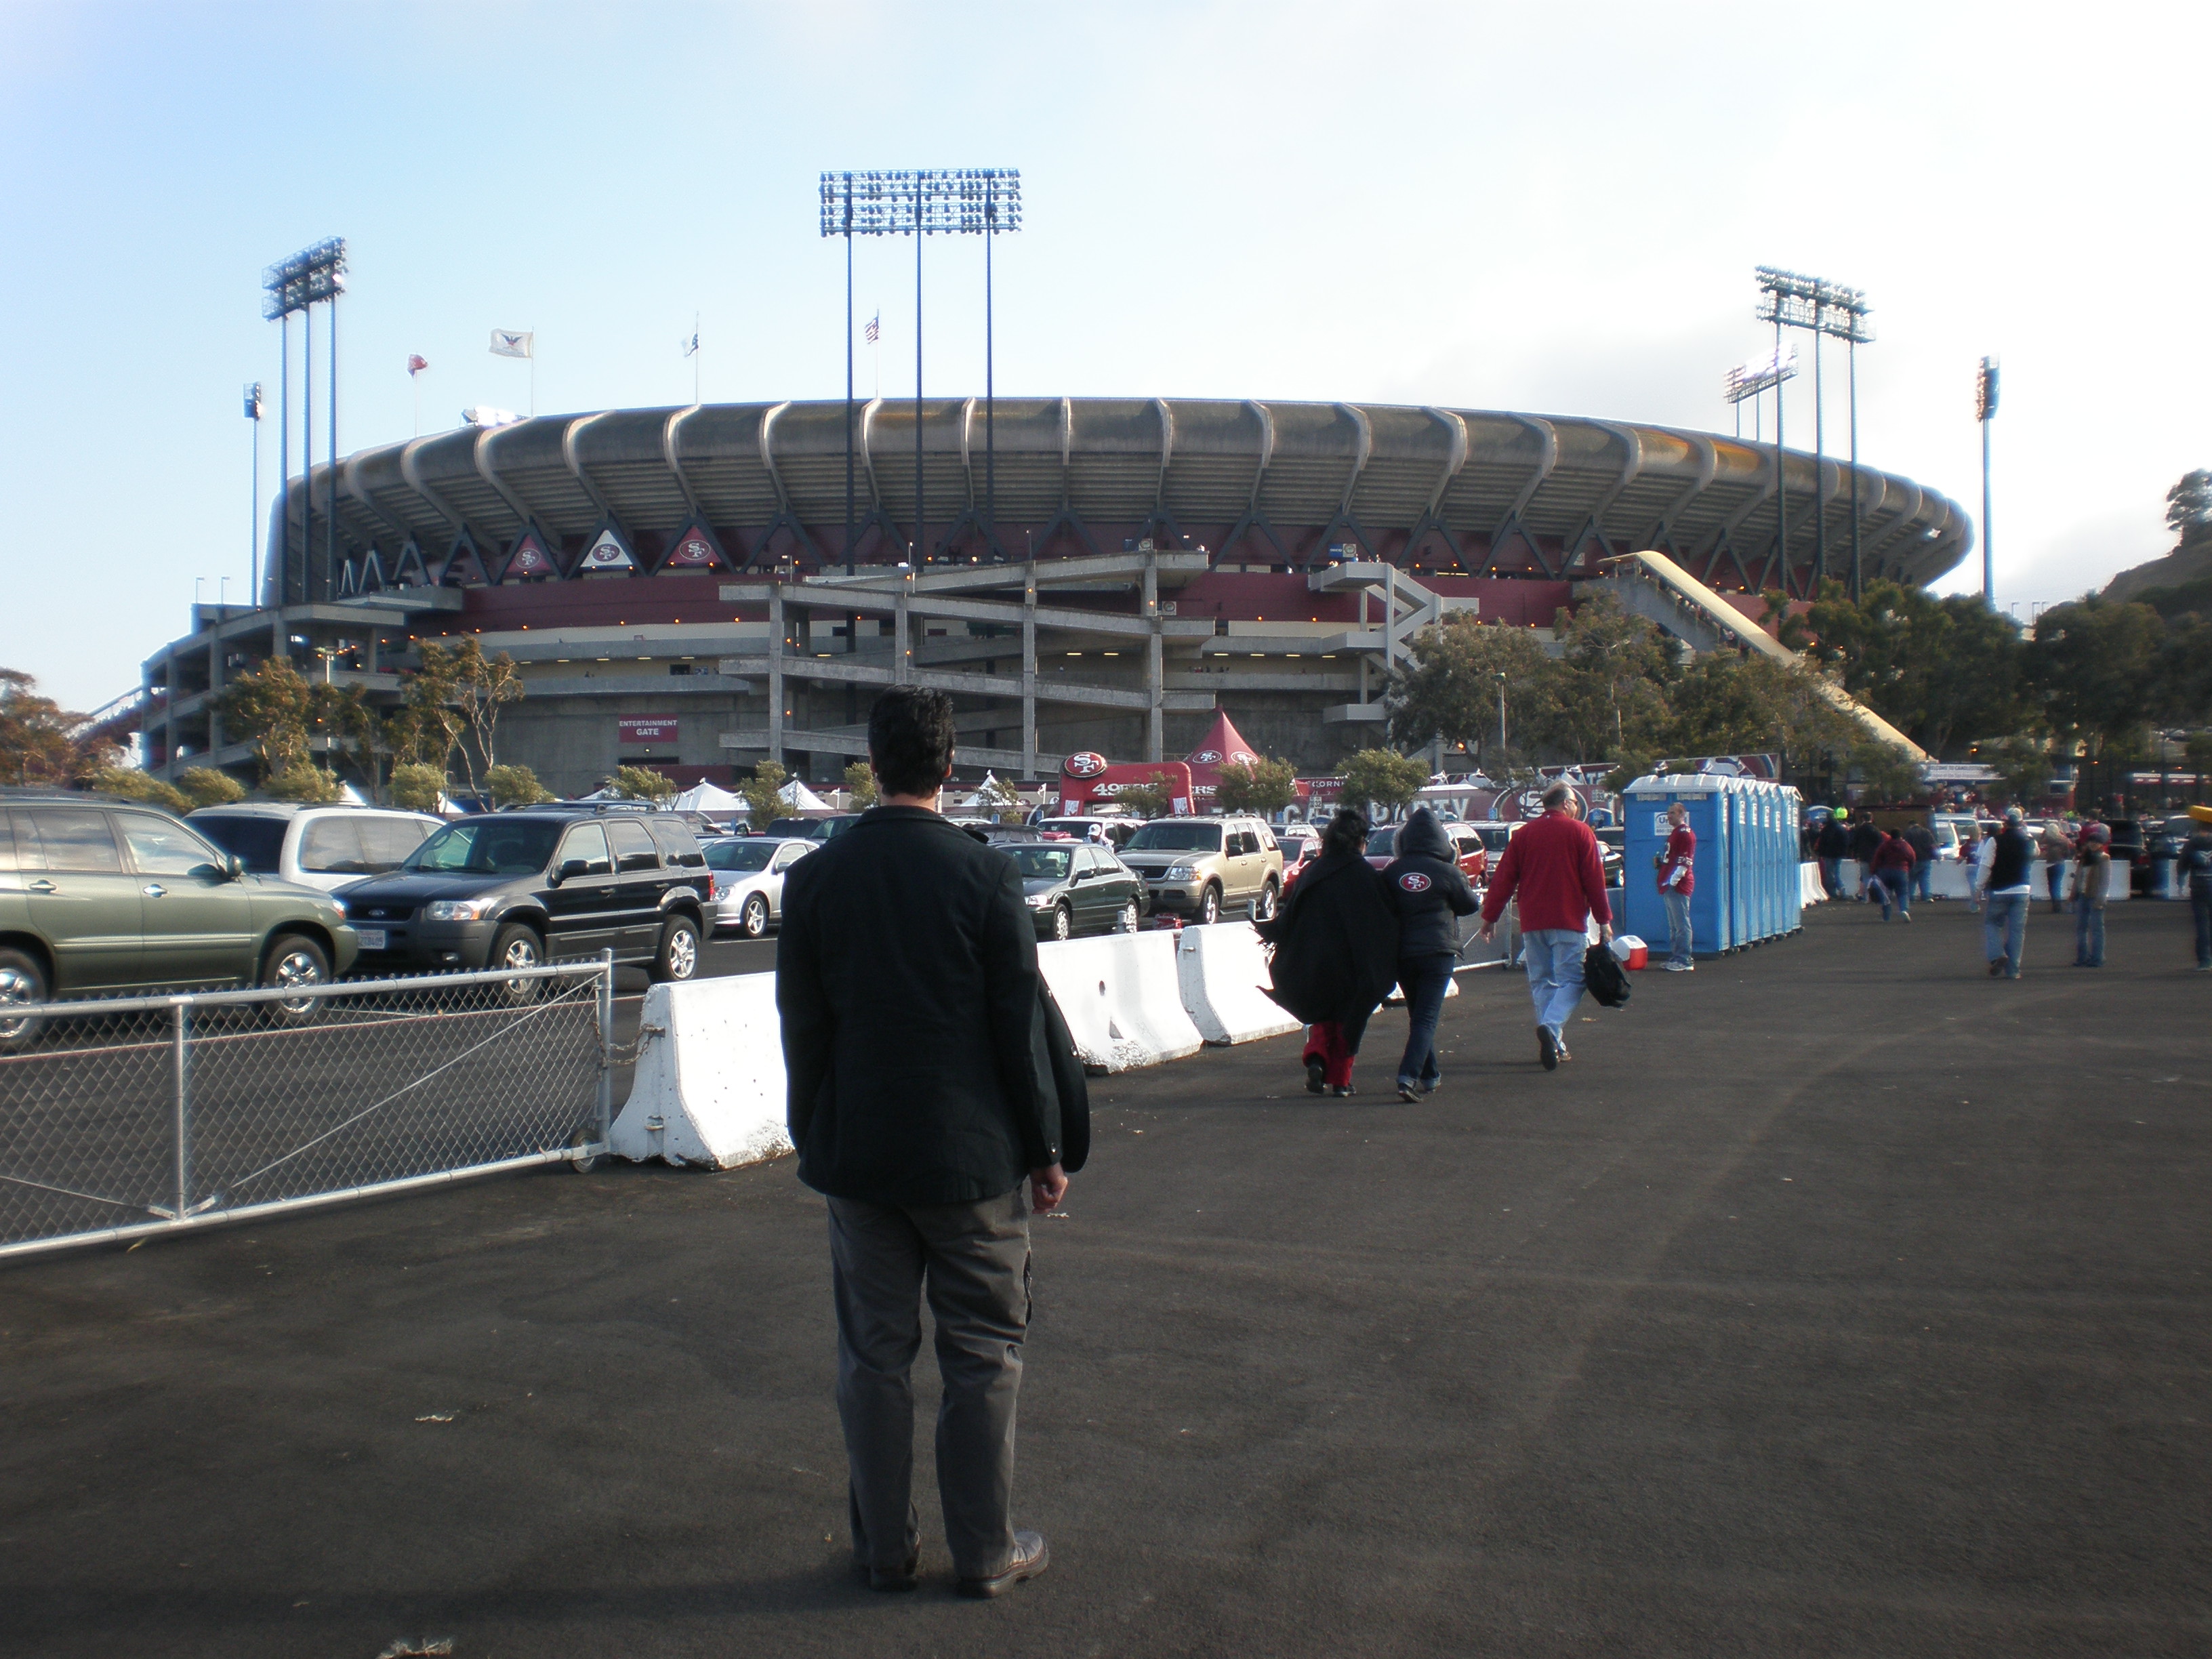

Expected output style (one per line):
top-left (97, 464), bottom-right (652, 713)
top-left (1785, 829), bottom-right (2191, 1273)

top-left (777, 806), bottom-right (1060, 1206)
top-left (1255, 850), bottom-right (1400, 1025)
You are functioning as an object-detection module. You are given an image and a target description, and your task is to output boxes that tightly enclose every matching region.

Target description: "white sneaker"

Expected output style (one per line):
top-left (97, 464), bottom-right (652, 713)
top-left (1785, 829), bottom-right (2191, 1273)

top-left (1664, 961), bottom-right (1694, 972)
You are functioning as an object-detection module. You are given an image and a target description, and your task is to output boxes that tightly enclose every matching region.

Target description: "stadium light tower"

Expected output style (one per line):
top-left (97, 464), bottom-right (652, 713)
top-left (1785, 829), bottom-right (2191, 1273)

top-left (262, 238), bottom-right (347, 610)
top-left (1976, 356), bottom-right (2000, 607)
top-left (1755, 267), bottom-right (1872, 598)
top-left (820, 171), bottom-right (1021, 575)
top-left (1723, 346), bottom-right (1797, 443)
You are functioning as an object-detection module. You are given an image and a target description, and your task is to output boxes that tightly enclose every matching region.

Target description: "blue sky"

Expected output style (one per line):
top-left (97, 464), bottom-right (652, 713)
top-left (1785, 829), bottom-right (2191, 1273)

top-left (4, 1), bottom-right (2205, 710)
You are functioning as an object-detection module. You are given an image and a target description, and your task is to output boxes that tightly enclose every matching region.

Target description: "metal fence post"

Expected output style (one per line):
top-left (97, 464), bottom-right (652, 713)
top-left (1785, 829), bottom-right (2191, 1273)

top-left (171, 998), bottom-right (191, 1221)
top-left (595, 949), bottom-right (615, 1147)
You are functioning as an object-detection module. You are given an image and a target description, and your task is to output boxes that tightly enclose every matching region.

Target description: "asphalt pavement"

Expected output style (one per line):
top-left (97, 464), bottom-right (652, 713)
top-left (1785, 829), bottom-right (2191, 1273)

top-left (2, 896), bottom-right (2207, 1658)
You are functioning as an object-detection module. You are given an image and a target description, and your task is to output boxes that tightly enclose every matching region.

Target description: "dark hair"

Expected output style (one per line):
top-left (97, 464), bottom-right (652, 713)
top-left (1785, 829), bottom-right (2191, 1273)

top-left (1320, 807), bottom-right (1368, 859)
top-left (867, 689), bottom-right (956, 796)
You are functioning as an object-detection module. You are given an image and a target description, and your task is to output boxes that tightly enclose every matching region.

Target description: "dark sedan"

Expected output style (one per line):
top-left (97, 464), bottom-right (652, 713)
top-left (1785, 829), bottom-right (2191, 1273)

top-left (1002, 842), bottom-right (1146, 941)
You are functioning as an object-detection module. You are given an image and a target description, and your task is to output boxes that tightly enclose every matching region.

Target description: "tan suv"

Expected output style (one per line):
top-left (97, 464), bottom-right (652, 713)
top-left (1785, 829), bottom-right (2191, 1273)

top-left (1115, 815), bottom-right (1285, 924)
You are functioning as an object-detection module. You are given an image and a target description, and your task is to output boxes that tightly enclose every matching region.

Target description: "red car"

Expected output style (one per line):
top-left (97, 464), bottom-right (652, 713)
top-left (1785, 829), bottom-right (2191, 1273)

top-left (1359, 821), bottom-right (1490, 886)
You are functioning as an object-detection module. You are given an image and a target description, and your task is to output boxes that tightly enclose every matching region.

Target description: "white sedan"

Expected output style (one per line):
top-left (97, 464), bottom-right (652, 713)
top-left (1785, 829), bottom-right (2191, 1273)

top-left (702, 836), bottom-right (814, 938)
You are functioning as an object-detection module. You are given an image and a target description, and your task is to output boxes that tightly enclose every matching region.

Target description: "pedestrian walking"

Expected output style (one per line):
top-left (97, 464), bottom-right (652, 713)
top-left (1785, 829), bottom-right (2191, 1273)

top-left (1655, 800), bottom-right (1697, 970)
top-left (1257, 808), bottom-right (1399, 1098)
top-left (2036, 818), bottom-right (2075, 915)
top-left (2072, 821), bottom-right (2110, 967)
top-left (1846, 813), bottom-right (1885, 902)
top-left (1380, 807), bottom-right (1478, 1101)
top-left (1814, 811), bottom-right (1849, 900)
top-left (1870, 828), bottom-right (1917, 922)
top-left (1477, 781), bottom-right (1613, 1070)
top-left (2181, 818), bottom-right (2212, 971)
top-left (1902, 819), bottom-right (1937, 904)
top-left (1974, 806), bottom-right (2036, 979)
top-left (777, 688), bottom-right (1067, 1599)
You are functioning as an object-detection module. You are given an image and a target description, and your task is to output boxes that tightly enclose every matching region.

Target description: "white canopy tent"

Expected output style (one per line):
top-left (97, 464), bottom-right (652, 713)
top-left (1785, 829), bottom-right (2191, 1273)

top-left (777, 777), bottom-right (830, 813)
top-left (671, 779), bottom-right (745, 816)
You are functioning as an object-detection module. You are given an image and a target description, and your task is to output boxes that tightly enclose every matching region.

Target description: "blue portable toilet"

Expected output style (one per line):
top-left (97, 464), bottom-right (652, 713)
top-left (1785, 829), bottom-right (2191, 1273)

top-left (1622, 775), bottom-right (1732, 956)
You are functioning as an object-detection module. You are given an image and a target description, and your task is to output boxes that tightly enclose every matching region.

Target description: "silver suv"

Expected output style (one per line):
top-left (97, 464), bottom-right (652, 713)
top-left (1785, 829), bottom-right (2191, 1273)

top-left (1114, 815), bottom-right (1285, 924)
top-left (190, 804), bottom-right (444, 894)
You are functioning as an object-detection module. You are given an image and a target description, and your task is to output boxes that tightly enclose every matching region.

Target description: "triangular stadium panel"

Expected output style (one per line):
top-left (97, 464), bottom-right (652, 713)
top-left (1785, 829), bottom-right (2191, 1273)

top-left (438, 528), bottom-right (491, 586)
top-left (574, 518), bottom-right (638, 575)
top-left (359, 549), bottom-right (388, 592)
top-left (390, 538), bottom-right (431, 588)
top-left (501, 524), bottom-right (561, 581)
top-left (336, 558), bottom-right (361, 597)
top-left (657, 517), bottom-right (729, 573)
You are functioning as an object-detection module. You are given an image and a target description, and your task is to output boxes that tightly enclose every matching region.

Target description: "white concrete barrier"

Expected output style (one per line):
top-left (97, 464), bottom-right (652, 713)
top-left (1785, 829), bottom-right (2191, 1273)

top-left (1174, 923), bottom-right (1302, 1046)
top-left (609, 972), bottom-right (792, 1170)
top-left (1800, 861), bottom-right (1827, 904)
top-left (1038, 931), bottom-right (1206, 1072)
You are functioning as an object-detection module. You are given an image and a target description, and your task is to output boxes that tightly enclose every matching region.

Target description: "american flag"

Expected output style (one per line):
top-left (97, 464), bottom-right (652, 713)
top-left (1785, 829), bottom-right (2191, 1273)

top-left (406, 354), bottom-right (428, 375)
top-left (863, 312), bottom-right (879, 345)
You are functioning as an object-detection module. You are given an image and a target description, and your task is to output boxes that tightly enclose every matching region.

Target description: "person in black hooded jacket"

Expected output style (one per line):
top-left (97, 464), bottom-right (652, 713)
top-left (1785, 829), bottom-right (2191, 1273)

top-left (1256, 808), bottom-right (1398, 1097)
top-left (1382, 807), bottom-right (1480, 1101)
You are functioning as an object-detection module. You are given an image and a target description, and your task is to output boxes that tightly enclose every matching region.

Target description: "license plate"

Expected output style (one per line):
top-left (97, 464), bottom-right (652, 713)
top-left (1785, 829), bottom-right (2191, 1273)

top-left (355, 928), bottom-right (388, 951)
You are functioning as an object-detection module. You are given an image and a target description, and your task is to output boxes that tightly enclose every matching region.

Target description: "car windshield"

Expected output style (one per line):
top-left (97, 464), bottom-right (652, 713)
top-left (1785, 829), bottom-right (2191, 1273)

top-left (1008, 847), bottom-right (1072, 880)
top-left (404, 819), bottom-right (562, 876)
top-left (705, 841), bottom-right (775, 873)
top-left (1366, 827), bottom-right (1397, 857)
top-left (1124, 822), bottom-right (1221, 852)
top-left (188, 814), bottom-right (287, 874)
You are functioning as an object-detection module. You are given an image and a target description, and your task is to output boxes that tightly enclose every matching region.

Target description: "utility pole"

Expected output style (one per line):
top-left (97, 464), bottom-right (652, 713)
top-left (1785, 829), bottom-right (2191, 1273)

top-left (1976, 357), bottom-right (2000, 607)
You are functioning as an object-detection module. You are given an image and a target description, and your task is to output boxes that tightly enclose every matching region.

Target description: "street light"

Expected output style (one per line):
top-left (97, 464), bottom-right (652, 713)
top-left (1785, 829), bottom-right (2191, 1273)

top-left (1496, 670), bottom-right (1508, 759)
top-left (819, 170), bottom-right (1021, 575)
top-left (1976, 356), bottom-right (2001, 607)
top-left (1755, 267), bottom-right (1873, 598)
top-left (262, 238), bottom-right (348, 612)
top-left (244, 381), bottom-right (263, 605)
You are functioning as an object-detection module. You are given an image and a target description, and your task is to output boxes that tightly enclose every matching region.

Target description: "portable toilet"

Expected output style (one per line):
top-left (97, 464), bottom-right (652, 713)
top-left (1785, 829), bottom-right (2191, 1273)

top-left (1783, 787), bottom-right (1806, 931)
top-left (1622, 775), bottom-right (1732, 956)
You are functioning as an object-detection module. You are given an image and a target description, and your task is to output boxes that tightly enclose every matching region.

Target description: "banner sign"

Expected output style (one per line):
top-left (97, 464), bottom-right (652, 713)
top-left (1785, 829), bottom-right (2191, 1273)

top-left (618, 716), bottom-right (679, 745)
top-left (1057, 760), bottom-right (1195, 817)
top-left (578, 520), bottom-right (638, 573)
top-left (501, 525), bottom-right (559, 580)
top-left (659, 519), bottom-right (727, 571)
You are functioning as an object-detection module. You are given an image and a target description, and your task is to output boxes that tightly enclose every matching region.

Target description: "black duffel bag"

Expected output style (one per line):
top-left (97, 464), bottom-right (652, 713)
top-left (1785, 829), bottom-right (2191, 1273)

top-left (1583, 942), bottom-right (1632, 1009)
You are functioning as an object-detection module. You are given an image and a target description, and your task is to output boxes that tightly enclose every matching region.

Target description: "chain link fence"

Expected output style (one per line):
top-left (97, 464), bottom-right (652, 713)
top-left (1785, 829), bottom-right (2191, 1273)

top-left (0, 958), bottom-right (614, 1261)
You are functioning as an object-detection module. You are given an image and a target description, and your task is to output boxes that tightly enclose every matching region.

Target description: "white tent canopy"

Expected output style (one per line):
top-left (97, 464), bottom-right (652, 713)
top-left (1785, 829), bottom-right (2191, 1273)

top-left (672, 779), bottom-right (745, 815)
top-left (777, 777), bottom-right (830, 812)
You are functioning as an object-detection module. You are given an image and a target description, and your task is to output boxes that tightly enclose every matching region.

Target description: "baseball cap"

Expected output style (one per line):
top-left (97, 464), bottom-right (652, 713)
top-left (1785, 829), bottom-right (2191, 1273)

top-left (2003, 805), bottom-right (2024, 822)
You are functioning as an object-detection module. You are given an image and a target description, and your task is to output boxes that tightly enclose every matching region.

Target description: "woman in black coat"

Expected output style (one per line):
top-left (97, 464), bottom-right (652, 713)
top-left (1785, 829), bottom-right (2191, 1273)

top-left (1257, 808), bottom-right (1400, 1096)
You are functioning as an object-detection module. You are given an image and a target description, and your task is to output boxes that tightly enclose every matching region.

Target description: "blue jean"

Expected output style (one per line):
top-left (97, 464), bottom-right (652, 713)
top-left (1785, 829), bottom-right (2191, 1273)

top-left (1911, 862), bottom-right (1932, 902)
top-left (1818, 857), bottom-right (1843, 899)
top-left (1662, 889), bottom-right (1692, 965)
top-left (1982, 892), bottom-right (2028, 977)
top-left (2073, 899), bottom-right (2105, 966)
top-left (1877, 867), bottom-right (1908, 918)
top-left (1393, 954), bottom-right (1454, 1089)
top-left (1522, 928), bottom-right (1589, 1040)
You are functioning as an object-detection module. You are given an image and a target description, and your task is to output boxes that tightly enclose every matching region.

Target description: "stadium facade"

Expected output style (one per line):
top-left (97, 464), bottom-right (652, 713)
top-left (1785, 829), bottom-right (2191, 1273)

top-left (144, 397), bottom-right (1971, 794)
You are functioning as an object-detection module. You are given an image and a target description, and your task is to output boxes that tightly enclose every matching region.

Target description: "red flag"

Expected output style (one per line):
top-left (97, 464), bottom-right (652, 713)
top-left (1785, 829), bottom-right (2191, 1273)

top-left (407, 354), bottom-right (429, 375)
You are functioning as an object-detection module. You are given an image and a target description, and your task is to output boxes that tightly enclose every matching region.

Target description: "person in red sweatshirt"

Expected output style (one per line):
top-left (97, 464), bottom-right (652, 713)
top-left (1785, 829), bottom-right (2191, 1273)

top-left (1477, 781), bottom-right (1613, 1070)
top-left (1656, 800), bottom-right (1697, 971)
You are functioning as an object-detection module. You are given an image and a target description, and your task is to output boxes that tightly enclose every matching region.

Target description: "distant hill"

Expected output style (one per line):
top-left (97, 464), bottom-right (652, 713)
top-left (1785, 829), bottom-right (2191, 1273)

top-left (2104, 522), bottom-right (2212, 604)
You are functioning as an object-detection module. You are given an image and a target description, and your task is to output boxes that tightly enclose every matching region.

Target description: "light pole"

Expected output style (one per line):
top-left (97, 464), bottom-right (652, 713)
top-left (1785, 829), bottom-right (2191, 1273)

top-left (1976, 356), bottom-right (2000, 607)
top-left (244, 381), bottom-right (263, 605)
top-left (262, 238), bottom-right (347, 609)
top-left (1496, 671), bottom-right (1508, 761)
top-left (1755, 268), bottom-right (1872, 596)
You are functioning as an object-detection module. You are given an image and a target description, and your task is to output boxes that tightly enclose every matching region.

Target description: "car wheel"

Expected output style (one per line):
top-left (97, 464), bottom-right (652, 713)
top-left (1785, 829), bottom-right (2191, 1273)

top-left (1117, 900), bottom-right (1140, 934)
top-left (489, 923), bottom-right (544, 1005)
top-left (1198, 884), bottom-right (1221, 925)
top-left (739, 894), bottom-right (769, 939)
top-left (1050, 902), bottom-right (1073, 942)
top-left (0, 947), bottom-right (50, 1052)
top-left (1252, 878), bottom-right (1279, 923)
top-left (259, 933), bottom-right (330, 1025)
top-left (652, 916), bottom-right (701, 982)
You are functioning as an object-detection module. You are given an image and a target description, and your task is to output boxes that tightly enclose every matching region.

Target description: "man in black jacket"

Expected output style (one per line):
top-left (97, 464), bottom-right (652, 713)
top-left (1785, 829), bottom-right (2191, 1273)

top-left (1845, 813), bottom-right (1885, 901)
top-left (1814, 811), bottom-right (1849, 899)
top-left (777, 688), bottom-right (1065, 1599)
top-left (1383, 808), bottom-right (1479, 1101)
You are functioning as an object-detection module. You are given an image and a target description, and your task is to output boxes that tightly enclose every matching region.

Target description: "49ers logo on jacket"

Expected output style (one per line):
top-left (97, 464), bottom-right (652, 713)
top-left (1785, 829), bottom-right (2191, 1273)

top-left (1397, 871), bottom-right (1433, 893)
top-left (1062, 752), bottom-right (1107, 779)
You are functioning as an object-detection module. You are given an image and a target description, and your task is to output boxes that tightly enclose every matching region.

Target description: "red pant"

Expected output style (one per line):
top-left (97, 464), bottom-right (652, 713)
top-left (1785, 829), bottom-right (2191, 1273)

top-left (1302, 1013), bottom-right (1370, 1088)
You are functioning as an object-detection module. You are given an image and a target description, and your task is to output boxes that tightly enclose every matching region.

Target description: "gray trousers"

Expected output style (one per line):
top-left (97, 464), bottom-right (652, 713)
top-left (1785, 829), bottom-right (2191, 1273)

top-left (827, 1188), bottom-right (1031, 1579)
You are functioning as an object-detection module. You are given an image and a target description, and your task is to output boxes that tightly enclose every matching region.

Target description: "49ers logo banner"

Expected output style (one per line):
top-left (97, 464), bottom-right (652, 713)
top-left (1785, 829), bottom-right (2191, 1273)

top-left (1397, 871), bottom-right (1433, 893)
top-left (1062, 752), bottom-right (1107, 779)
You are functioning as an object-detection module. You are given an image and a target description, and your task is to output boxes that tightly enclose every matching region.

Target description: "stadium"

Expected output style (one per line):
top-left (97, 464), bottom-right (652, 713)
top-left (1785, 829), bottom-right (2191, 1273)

top-left (145, 396), bottom-right (1971, 795)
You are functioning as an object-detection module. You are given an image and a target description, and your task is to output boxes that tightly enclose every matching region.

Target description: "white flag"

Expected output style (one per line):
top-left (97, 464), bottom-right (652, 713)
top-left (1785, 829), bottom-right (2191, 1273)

top-left (682, 331), bottom-right (699, 358)
top-left (490, 329), bottom-right (534, 359)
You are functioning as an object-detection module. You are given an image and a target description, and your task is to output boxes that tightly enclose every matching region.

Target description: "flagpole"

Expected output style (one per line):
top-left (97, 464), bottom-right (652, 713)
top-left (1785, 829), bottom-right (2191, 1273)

top-left (327, 280), bottom-right (338, 605)
top-left (277, 316), bottom-right (289, 608)
top-left (302, 298), bottom-right (313, 605)
top-left (693, 311), bottom-right (701, 405)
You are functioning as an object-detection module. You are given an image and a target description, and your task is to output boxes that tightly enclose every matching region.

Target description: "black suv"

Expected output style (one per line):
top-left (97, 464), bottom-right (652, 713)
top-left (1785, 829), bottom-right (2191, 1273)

top-left (337, 806), bottom-right (711, 983)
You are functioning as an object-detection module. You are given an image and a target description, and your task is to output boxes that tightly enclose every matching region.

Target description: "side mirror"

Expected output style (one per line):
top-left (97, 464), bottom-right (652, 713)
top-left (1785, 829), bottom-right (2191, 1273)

top-left (551, 857), bottom-right (589, 886)
top-left (222, 853), bottom-right (245, 880)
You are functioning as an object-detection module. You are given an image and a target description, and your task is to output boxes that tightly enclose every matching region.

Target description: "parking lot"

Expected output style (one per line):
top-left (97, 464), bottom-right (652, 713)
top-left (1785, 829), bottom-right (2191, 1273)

top-left (2, 899), bottom-right (2207, 1658)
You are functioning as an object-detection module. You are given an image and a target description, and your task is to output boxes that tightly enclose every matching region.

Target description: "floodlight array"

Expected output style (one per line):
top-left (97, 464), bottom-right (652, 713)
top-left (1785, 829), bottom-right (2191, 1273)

top-left (1723, 346), bottom-right (1799, 405)
top-left (819, 169), bottom-right (1022, 237)
top-left (1754, 264), bottom-right (1872, 343)
top-left (261, 237), bottom-right (348, 320)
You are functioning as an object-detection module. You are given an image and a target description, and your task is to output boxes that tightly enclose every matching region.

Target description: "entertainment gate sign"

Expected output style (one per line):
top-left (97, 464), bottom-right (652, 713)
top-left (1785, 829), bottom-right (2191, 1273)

top-left (618, 716), bottom-right (679, 745)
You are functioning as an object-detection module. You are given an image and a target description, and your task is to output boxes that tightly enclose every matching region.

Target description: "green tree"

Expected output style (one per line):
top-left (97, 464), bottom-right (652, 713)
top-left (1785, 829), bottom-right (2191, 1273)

top-left (388, 763), bottom-right (448, 812)
top-left (842, 758), bottom-right (880, 809)
top-left (1983, 734), bottom-right (2053, 809)
top-left (973, 775), bottom-right (1025, 822)
top-left (2026, 596), bottom-right (2166, 760)
top-left (411, 638), bottom-right (525, 799)
top-left (1213, 756), bottom-right (1298, 815)
top-left (1547, 593), bottom-right (1676, 762)
top-left (1664, 652), bottom-right (1863, 778)
top-left (0, 669), bottom-right (105, 785)
top-left (1338, 747), bottom-right (1431, 817)
top-left (738, 759), bottom-right (789, 826)
top-left (1384, 617), bottom-right (1554, 769)
top-left (216, 657), bottom-right (315, 779)
top-left (2165, 468), bottom-right (2212, 536)
top-left (1109, 771), bottom-right (1179, 819)
top-left (85, 765), bottom-right (193, 813)
top-left (1759, 590), bottom-right (1813, 653)
top-left (605, 764), bottom-right (676, 802)
top-left (266, 764), bottom-right (344, 804)
top-left (486, 763), bottom-right (554, 806)
top-left (176, 766), bottom-right (246, 807)
top-left (1807, 579), bottom-right (2028, 756)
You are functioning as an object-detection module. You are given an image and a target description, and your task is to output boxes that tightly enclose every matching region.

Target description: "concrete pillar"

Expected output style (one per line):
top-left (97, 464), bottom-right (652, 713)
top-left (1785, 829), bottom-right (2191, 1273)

top-left (1144, 550), bottom-right (1162, 762)
top-left (1021, 563), bottom-right (1037, 780)
top-left (205, 631), bottom-right (225, 755)
top-left (895, 578), bottom-right (912, 686)
top-left (768, 583), bottom-right (785, 766)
